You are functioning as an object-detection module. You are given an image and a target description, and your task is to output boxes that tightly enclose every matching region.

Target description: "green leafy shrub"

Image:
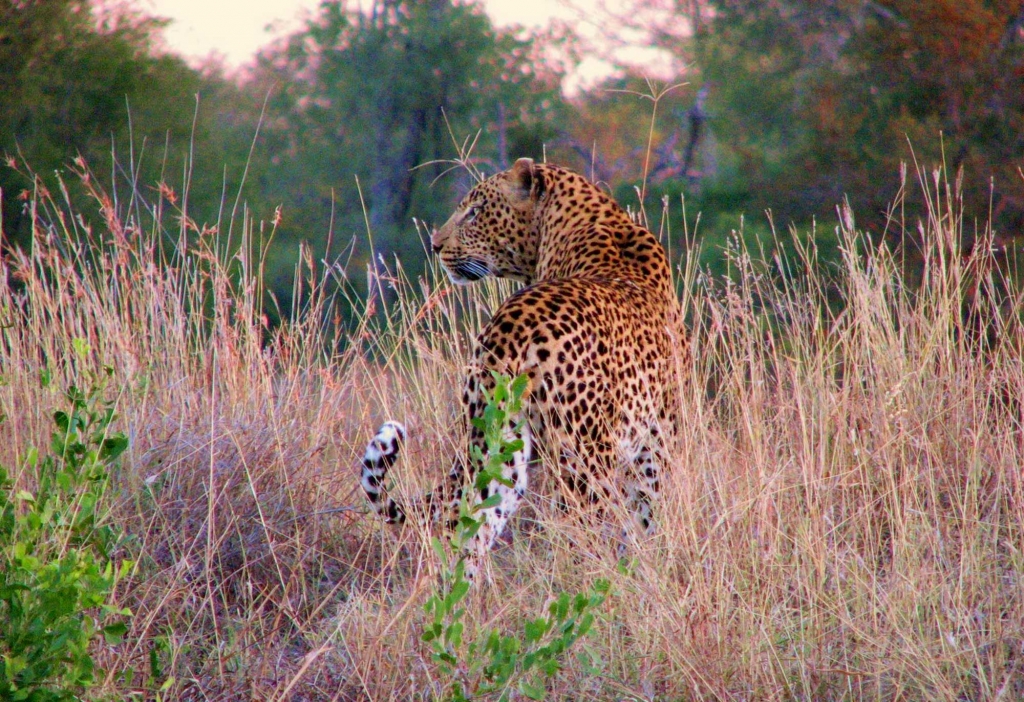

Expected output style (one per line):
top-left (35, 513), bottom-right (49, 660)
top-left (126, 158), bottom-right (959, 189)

top-left (422, 372), bottom-right (610, 701)
top-left (0, 368), bottom-right (132, 701)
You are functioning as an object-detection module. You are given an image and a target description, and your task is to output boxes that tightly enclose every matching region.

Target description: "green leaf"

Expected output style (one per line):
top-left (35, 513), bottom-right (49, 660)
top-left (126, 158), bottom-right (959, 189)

top-left (510, 373), bottom-right (529, 398)
top-left (430, 537), bottom-right (448, 565)
top-left (524, 617), bottom-right (548, 643)
top-left (551, 593), bottom-right (570, 620)
top-left (53, 410), bottom-right (71, 433)
top-left (577, 613), bottom-right (595, 638)
top-left (458, 516), bottom-right (482, 540)
top-left (72, 337), bottom-right (91, 359)
top-left (446, 621), bottom-right (464, 649)
top-left (102, 621), bottom-right (128, 644)
top-left (473, 494), bottom-right (502, 511)
top-left (540, 658), bottom-right (561, 676)
top-left (75, 493), bottom-right (97, 528)
top-left (500, 634), bottom-right (520, 656)
top-left (449, 580), bottom-right (470, 605)
top-left (519, 678), bottom-right (547, 700)
top-left (100, 434), bottom-right (128, 462)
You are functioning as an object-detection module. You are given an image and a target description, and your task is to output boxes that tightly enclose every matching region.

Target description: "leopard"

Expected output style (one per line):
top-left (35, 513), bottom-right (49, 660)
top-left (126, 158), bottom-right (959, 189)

top-left (360, 157), bottom-right (683, 581)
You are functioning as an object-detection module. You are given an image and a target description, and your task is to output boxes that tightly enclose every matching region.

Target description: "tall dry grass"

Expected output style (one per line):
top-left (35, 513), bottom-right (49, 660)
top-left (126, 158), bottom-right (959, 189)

top-left (1, 155), bottom-right (1022, 700)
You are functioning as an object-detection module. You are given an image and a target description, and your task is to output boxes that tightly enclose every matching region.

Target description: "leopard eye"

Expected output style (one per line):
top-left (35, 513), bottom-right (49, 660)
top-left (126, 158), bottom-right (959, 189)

top-left (464, 205), bottom-right (480, 223)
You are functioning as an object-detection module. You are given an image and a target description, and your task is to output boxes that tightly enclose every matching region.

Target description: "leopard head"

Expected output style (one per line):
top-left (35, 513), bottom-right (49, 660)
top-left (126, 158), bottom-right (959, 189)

top-left (431, 158), bottom-right (546, 285)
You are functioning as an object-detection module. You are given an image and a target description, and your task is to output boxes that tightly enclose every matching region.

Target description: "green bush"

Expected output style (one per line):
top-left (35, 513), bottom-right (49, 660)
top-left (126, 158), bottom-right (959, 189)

top-left (0, 368), bottom-right (132, 701)
top-left (422, 372), bottom-right (610, 701)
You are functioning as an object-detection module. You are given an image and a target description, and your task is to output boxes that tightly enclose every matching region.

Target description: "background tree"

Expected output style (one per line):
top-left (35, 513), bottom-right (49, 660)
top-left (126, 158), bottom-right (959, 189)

top-left (254, 0), bottom-right (567, 274)
top-left (1, 0), bottom-right (572, 323)
top-left (0, 0), bottom-right (251, 249)
top-left (610, 0), bottom-right (1024, 240)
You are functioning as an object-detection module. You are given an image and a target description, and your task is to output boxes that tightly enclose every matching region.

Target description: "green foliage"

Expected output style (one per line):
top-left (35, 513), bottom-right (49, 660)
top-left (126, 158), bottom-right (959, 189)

top-left (2, 0), bottom-right (572, 326)
top-left (422, 372), bottom-right (609, 701)
top-left (0, 1), bottom-right (238, 249)
top-left (687, 0), bottom-right (1024, 232)
top-left (255, 0), bottom-right (569, 267)
top-left (468, 372), bottom-right (529, 495)
top-left (0, 366), bottom-right (132, 701)
top-left (423, 579), bottom-right (608, 702)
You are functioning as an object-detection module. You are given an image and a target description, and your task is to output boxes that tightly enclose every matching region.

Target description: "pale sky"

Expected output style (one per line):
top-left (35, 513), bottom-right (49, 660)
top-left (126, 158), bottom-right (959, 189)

top-left (140, 0), bottom-right (675, 88)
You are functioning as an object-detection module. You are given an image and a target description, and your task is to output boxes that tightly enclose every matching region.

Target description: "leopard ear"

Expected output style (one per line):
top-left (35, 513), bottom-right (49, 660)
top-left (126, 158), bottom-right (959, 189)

top-left (509, 157), bottom-right (544, 201)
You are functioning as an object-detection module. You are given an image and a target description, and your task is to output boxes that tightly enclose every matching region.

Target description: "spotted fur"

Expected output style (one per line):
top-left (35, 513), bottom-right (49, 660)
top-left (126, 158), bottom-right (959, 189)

top-left (360, 158), bottom-right (683, 579)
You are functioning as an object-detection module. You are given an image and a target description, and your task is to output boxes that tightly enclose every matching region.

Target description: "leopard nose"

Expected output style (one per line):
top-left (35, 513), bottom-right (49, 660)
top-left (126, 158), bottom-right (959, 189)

top-left (430, 224), bottom-right (449, 254)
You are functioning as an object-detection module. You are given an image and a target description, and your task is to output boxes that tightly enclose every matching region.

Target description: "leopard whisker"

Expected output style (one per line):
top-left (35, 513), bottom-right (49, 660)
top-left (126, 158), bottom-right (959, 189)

top-left (453, 258), bottom-right (490, 281)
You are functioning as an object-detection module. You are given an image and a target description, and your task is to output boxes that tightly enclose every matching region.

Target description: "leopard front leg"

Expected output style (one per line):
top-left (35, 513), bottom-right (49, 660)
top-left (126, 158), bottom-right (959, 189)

top-left (455, 370), bottom-right (533, 583)
top-left (459, 423), bottom-right (531, 581)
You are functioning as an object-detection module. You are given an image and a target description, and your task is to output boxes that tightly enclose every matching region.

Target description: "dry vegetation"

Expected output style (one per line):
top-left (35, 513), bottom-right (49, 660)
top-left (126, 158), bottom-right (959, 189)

top-left (1, 158), bottom-right (1023, 701)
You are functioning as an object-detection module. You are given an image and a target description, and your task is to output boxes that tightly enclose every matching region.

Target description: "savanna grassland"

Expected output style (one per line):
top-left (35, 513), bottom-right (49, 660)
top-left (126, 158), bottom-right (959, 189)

top-left (2, 155), bottom-right (1023, 701)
